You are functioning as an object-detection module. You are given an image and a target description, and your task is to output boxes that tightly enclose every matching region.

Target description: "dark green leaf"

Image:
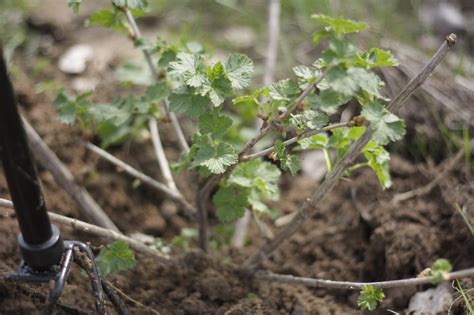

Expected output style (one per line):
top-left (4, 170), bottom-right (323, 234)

top-left (67, 0), bottom-right (82, 13)
top-left (308, 88), bottom-right (351, 115)
top-left (198, 109), bottom-right (233, 138)
top-left (192, 137), bottom-right (237, 174)
top-left (213, 186), bottom-right (250, 222)
top-left (275, 140), bottom-right (301, 175)
top-left (168, 86), bottom-right (209, 118)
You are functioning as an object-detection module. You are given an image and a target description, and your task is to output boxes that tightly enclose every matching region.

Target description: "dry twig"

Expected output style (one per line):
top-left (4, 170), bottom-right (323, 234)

top-left (23, 118), bottom-right (119, 232)
top-left (0, 198), bottom-right (171, 266)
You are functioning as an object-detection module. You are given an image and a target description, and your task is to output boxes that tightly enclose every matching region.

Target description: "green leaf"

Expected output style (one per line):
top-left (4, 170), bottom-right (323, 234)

top-left (275, 140), bottom-right (301, 175)
top-left (87, 9), bottom-right (126, 32)
top-left (168, 52), bottom-right (206, 88)
top-left (229, 160), bottom-right (281, 198)
top-left (293, 65), bottom-right (321, 89)
top-left (89, 104), bottom-right (130, 126)
top-left (198, 109), bottom-right (233, 138)
top-left (53, 90), bottom-right (93, 126)
top-left (268, 79), bottom-right (300, 102)
top-left (430, 258), bottom-right (452, 284)
top-left (362, 101), bottom-right (406, 145)
top-left (322, 38), bottom-right (357, 66)
top-left (355, 48), bottom-right (399, 68)
top-left (192, 137), bottom-right (237, 174)
top-left (213, 186), bottom-right (250, 222)
top-left (112, 0), bottom-right (148, 10)
top-left (289, 110), bottom-right (329, 133)
top-left (297, 133), bottom-right (329, 150)
top-left (324, 67), bottom-right (384, 98)
top-left (357, 285), bottom-right (385, 311)
top-left (115, 59), bottom-right (154, 86)
top-left (200, 62), bottom-right (233, 106)
top-left (225, 53), bottom-right (254, 89)
top-left (142, 82), bottom-right (167, 103)
top-left (168, 86), bottom-right (209, 118)
top-left (308, 88), bottom-right (351, 115)
top-left (67, 0), bottom-right (82, 13)
top-left (95, 241), bottom-right (137, 276)
top-left (312, 14), bottom-right (367, 36)
top-left (363, 140), bottom-right (392, 189)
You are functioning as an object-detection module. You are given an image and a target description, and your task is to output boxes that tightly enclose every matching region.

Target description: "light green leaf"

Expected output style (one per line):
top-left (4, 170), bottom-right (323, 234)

top-left (289, 110), bottom-right (329, 133)
top-left (355, 48), bottom-right (399, 68)
top-left (112, 0), bottom-right (148, 10)
top-left (201, 62), bottom-right (233, 106)
top-left (363, 141), bottom-right (392, 189)
top-left (95, 241), bottom-right (137, 276)
top-left (268, 79), bottom-right (300, 102)
top-left (229, 160), bottom-right (281, 198)
top-left (115, 59), bottom-right (154, 86)
top-left (293, 65), bottom-right (321, 89)
top-left (297, 133), bottom-right (329, 150)
top-left (225, 53), bottom-right (254, 89)
top-left (89, 104), bottom-right (130, 126)
top-left (357, 285), bottom-right (385, 311)
top-left (362, 101), bottom-right (406, 145)
top-left (168, 86), bottom-right (209, 118)
top-left (430, 258), bottom-right (452, 284)
top-left (213, 186), bottom-right (250, 222)
top-left (168, 52), bottom-right (206, 88)
top-left (312, 14), bottom-right (367, 36)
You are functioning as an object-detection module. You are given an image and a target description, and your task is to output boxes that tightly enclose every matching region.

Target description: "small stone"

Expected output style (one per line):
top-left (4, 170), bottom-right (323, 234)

top-left (58, 45), bottom-right (93, 74)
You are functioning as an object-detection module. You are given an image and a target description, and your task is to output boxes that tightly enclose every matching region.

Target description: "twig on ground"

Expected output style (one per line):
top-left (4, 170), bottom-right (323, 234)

top-left (22, 118), bottom-right (119, 232)
top-left (84, 142), bottom-right (196, 218)
top-left (123, 9), bottom-right (189, 154)
top-left (262, 0), bottom-right (280, 87)
top-left (0, 198), bottom-right (171, 266)
top-left (104, 280), bottom-right (161, 315)
top-left (393, 147), bottom-right (465, 203)
top-left (242, 34), bottom-right (457, 270)
top-left (255, 267), bottom-right (474, 290)
top-left (148, 118), bottom-right (178, 193)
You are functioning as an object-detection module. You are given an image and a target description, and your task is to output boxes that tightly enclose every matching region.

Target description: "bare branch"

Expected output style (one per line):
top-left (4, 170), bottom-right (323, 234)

top-left (0, 199), bottom-right (171, 266)
top-left (23, 118), bottom-right (119, 232)
top-left (393, 147), bottom-right (464, 203)
top-left (243, 35), bottom-right (457, 270)
top-left (148, 117), bottom-right (179, 193)
top-left (84, 142), bottom-right (196, 218)
top-left (255, 268), bottom-right (474, 290)
top-left (123, 9), bottom-right (190, 154)
top-left (262, 0), bottom-right (281, 86)
top-left (242, 122), bottom-right (349, 161)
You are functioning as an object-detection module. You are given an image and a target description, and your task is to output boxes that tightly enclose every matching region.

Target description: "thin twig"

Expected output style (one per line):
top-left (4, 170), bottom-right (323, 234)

top-left (242, 34), bottom-right (457, 270)
top-left (0, 198), bottom-right (171, 266)
top-left (255, 267), bottom-right (474, 290)
top-left (262, 0), bottom-right (281, 87)
top-left (22, 118), bottom-right (119, 232)
top-left (123, 9), bottom-right (189, 154)
top-left (148, 118), bottom-right (178, 193)
top-left (104, 280), bottom-right (162, 315)
top-left (84, 142), bottom-right (196, 218)
top-left (242, 122), bottom-right (349, 161)
top-left (393, 147), bottom-right (465, 203)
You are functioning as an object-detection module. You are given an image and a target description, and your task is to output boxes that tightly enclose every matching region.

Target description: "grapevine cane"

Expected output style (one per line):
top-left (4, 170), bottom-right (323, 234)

top-left (0, 49), bottom-right (127, 314)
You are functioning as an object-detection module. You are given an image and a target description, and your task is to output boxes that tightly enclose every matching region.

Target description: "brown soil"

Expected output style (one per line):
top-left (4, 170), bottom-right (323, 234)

top-left (1, 2), bottom-right (473, 314)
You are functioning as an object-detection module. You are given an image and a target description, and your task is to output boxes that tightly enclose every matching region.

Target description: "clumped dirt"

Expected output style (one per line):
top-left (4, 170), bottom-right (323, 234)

top-left (1, 2), bottom-right (474, 314)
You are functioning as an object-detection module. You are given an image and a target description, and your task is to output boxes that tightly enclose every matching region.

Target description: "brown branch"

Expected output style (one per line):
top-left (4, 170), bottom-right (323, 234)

top-left (23, 118), bottom-right (119, 232)
top-left (84, 142), bottom-right (196, 219)
top-left (255, 267), bottom-right (474, 290)
top-left (242, 34), bottom-right (457, 270)
top-left (0, 198), bottom-right (171, 266)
